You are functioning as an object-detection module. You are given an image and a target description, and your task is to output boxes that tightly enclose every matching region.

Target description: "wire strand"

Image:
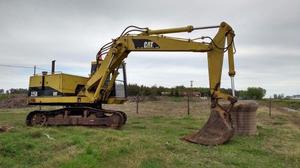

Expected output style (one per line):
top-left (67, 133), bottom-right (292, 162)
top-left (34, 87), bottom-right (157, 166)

top-left (0, 64), bottom-right (48, 71)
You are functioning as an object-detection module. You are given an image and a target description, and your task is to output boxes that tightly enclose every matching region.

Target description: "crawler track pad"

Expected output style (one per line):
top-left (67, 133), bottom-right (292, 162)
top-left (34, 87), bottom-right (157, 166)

top-left (182, 106), bottom-right (233, 145)
top-left (26, 108), bottom-right (127, 129)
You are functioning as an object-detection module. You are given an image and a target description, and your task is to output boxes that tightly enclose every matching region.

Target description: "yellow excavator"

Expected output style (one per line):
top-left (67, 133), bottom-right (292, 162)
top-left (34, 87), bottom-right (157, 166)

top-left (27, 22), bottom-right (237, 145)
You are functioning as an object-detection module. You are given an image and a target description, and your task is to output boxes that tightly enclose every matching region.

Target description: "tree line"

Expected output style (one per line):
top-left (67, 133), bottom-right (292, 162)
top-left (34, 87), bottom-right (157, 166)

top-left (0, 85), bottom-right (267, 100)
top-left (127, 84), bottom-right (267, 100)
top-left (0, 88), bottom-right (28, 95)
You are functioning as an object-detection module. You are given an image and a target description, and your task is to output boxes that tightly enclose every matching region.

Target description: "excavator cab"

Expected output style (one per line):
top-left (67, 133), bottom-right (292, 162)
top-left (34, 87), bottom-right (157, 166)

top-left (107, 63), bottom-right (127, 99)
top-left (90, 61), bottom-right (97, 75)
top-left (90, 59), bottom-right (127, 99)
top-left (114, 63), bottom-right (127, 98)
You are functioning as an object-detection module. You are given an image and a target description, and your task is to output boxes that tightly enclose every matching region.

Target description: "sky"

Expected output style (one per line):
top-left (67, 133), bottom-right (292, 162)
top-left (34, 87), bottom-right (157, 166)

top-left (0, 0), bottom-right (299, 97)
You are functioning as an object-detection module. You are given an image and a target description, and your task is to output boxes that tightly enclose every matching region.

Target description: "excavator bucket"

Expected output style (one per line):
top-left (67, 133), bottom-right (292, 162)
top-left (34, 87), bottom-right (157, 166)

top-left (182, 106), bottom-right (234, 145)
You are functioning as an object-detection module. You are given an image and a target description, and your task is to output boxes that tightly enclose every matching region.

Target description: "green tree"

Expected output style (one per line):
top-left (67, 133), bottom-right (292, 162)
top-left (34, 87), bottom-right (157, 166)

top-left (274, 93), bottom-right (284, 99)
top-left (9, 88), bottom-right (28, 94)
top-left (245, 87), bottom-right (266, 100)
top-left (174, 89), bottom-right (180, 97)
top-left (127, 84), bottom-right (140, 96)
top-left (238, 90), bottom-right (248, 99)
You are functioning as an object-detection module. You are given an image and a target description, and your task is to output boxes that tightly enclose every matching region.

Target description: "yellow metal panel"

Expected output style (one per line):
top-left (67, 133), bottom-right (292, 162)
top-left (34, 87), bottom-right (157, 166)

top-left (28, 96), bottom-right (92, 104)
top-left (61, 74), bottom-right (88, 93)
top-left (29, 75), bottom-right (42, 87)
top-left (29, 73), bottom-right (89, 94)
top-left (107, 97), bottom-right (127, 104)
top-left (44, 74), bottom-right (62, 92)
top-left (124, 36), bottom-right (211, 52)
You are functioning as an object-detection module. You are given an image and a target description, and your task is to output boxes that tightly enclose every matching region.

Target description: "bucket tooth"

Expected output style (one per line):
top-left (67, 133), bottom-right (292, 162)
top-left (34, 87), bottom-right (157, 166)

top-left (182, 106), bottom-right (234, 145)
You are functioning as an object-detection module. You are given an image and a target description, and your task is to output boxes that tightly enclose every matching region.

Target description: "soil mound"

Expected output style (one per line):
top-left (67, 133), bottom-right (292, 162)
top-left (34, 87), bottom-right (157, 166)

top-left (0, 94), bottom-right (28, 108)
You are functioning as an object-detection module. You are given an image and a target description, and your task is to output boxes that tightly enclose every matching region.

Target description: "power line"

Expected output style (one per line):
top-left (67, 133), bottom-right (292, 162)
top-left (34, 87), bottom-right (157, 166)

top-left (0, 64), bottom-right (48, 71)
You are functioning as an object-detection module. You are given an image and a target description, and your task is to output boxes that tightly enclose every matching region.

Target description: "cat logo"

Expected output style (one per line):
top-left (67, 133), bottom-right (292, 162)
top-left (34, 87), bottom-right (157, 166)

top-left (132, 39), bottom-right (160, 49)
top-left (144, 41), bottom-right (154, 48)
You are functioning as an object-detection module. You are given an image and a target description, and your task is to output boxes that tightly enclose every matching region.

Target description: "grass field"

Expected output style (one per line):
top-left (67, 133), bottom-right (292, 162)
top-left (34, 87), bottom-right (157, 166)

top-left (261, 99), bottom-right (300, 110)
top-left (0, 98), bottom-right (300, 168)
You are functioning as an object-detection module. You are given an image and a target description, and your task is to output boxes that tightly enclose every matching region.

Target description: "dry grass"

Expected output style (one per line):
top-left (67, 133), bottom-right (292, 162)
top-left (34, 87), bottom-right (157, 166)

top-left (104, 97), bottom-right (211, 117)
top-left (256, 104), bottom-right (300, 160)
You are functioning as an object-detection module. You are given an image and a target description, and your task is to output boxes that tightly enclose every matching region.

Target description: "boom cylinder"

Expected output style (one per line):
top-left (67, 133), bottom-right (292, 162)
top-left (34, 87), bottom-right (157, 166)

top-left (227, 31), bottom-right (235, 77)
top-left (145, 25), bottom-right (194, 35)
top-left (144, 25), bottom-right (220, 35)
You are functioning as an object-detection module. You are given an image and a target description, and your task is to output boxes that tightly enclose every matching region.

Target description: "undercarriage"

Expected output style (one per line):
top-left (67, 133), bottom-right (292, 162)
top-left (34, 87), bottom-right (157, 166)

top-left (26, 107), bottom-right (127, 128)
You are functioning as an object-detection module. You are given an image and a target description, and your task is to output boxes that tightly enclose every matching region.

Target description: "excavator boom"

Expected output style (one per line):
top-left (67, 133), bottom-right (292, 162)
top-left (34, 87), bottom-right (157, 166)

top-left (84, 22), bottom-right (237, 145)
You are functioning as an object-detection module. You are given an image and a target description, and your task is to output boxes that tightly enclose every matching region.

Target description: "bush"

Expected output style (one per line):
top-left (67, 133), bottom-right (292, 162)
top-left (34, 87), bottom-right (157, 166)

top-left (239, 87), bottom-right (266, 100)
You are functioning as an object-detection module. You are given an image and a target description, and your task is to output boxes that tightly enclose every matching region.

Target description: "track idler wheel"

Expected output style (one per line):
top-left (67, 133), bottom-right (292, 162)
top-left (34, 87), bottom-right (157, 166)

top-left (108, 112), bottom-right (125, 128)
top-left (26, 111), bottom-right (47, 126)
top-left (182, 106), bottom-right (234, 145)
top-left (118, 111), bottom-right (127, 124)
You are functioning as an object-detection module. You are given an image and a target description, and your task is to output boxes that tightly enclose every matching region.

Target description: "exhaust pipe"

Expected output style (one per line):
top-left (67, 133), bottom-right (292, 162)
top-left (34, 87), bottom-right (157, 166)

top-left (51, 60), bottom-right (56, 74)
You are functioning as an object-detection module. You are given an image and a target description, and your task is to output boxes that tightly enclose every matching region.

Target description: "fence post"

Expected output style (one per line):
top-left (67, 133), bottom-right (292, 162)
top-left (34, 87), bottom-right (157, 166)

top-left (187, 94), bottom-right (190, 115)
top-left (269, 97), bottom-right (272, 117)
top-left (187, 80), bottom-right (193, 116)
top-left (136, 95), bottom-right (139, 114)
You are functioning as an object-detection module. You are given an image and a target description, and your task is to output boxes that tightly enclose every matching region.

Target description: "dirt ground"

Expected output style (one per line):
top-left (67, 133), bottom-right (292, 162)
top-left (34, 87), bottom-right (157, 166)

top-left (0, 94), bottom-right (28, 108)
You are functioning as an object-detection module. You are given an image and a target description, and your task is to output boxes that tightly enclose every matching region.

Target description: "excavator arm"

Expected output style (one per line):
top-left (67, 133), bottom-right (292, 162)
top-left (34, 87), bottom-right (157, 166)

top-left (86, 22), bottom-right (236, 102)
top-left (85, 22), bottom-right (237, 145)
